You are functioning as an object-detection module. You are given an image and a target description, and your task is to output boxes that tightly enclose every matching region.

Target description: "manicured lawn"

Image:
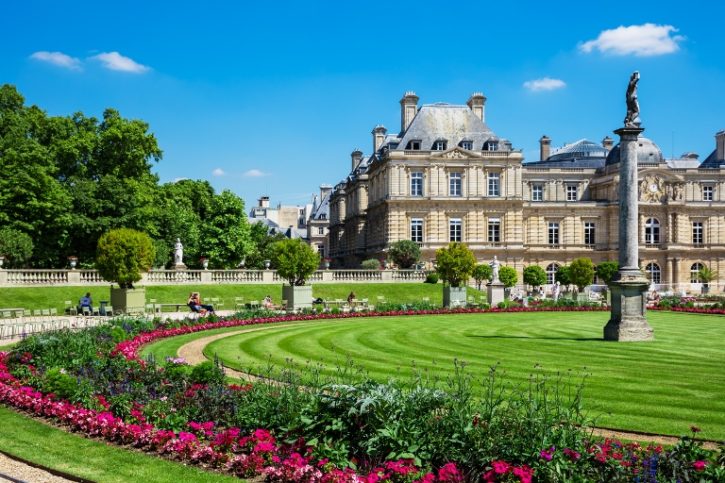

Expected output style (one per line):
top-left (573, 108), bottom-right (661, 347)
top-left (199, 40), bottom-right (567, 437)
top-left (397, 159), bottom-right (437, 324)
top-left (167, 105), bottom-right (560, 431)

top-left (0, 406), bottom-right (239, 482)
top-left (154, 311), bottom-right (724, 440)
top-left (0, 283), bottom-right (470, 313)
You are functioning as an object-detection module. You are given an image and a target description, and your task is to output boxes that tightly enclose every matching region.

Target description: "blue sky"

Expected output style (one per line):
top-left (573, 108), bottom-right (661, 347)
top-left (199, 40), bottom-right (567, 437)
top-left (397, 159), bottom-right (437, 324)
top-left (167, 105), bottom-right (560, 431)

top-left (2, 0), bottom-right (724, 208)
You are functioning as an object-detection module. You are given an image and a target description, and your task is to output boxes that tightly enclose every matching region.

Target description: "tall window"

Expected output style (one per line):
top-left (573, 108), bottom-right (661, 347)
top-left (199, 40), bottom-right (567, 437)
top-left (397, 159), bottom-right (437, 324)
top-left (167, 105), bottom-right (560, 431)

top-left (566, 185), bottom-right (578, 201)
top-left (410, 172), bottom-right (423, 196)
top-left (548, 222), bottom-right (560, 246)
top-left (584, 222), bottom-right (596, 246)
top-left (645, 218), bottom-right (660, 245)
top-left (459, 140), bottom-right (473, 150)
top-left (317, 244), bottom-right (325, 255)
top-left (488, 172), bottom-right (500, 197)
top-left (703, 185), bottom-right (714, 201)
top-left (488, 218), bottom-right (501, 243)
top-left (692, 221), bottom-right (704, 245)
top-left (546, 263), bottom-right (559, 285)
top-left (406, 140), bottom-right (421, 150)
top-left (690, 262), bottom-right (704, 283)
top-left (449, 218), bottom-right (462, 242)
top-left (645, 263), bottom-right (661, 284)
top-left (433, 140), bottom-right (447, 151)
top-left (411, 218), bottom-right (423, 244)
top-left (449, 172), bottom-right (462, 197)
top-left (532, 184), bottom-right (543, 202)
top-left (317, 227), bottom-right (325, 235)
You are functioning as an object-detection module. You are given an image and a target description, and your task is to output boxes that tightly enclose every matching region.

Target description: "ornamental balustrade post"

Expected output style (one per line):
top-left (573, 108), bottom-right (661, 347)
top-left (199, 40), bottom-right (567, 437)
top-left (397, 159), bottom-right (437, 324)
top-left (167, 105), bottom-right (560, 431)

top-left (262, 270), bottom-right (274, 283)
top-left (381, 270), bottom-right (393, 282)
top-left (200, 270), bottom-right (212, 283)
top-left (67, 270), bottom-right (81, 285)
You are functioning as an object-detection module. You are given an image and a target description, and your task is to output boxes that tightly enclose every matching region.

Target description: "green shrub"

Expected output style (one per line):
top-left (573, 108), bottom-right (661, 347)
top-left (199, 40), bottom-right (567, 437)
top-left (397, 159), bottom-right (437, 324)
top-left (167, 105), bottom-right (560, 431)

top-left (569, 258), bottom-right (595, 292)
top-left (190, 360), bottom-right (226, 385)
top-left (95, 228), bottom-right (155, 288)
top-left (472, 264), bottom-right (492, 289)
top-left (435, 242), bottom-right (475, 287)
top-left (523, 265), bottom-right (546, 288)
top-left (499, 266), bottom-right (518, 288)
top-left (271, 238), bottom-right (320, 286)
top-left (424, 273), bottom-right (439, 284)
top-left (0, 227), bottom-right (34, 267)
top-left (389, 240), bottom-right (421, 269)
top-left (42, 367), bottom-right (79, 400)
top-left (361, 258), bottom-right (381, 270)
top-left (596, 261), bottom-right (619, 285)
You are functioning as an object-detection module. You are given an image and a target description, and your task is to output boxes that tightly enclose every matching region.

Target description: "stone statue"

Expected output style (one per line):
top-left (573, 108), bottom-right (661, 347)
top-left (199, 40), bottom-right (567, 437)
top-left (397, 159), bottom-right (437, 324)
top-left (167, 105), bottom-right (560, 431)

top-left (174, 238), bottom-right (184, 265)
top-left (624, 71), bottom-right (640, 127)
top-left (490, 255), bottom-right (500, 283)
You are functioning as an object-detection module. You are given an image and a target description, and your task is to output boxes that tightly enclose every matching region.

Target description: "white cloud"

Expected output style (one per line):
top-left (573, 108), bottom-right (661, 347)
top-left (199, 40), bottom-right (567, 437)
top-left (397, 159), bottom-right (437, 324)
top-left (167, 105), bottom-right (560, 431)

top-left (523, 77), bottom-right (566, 92)
top-left (212, 168), bottom-right (225, 176)
top-left (243, 169), bottom-right (267, 177)
top-left (579, 23), bottom-right (684, 57)
top-left (91, 51), bottom-right (150, 73)
top-left (29, 51), bottom-right (82, 70)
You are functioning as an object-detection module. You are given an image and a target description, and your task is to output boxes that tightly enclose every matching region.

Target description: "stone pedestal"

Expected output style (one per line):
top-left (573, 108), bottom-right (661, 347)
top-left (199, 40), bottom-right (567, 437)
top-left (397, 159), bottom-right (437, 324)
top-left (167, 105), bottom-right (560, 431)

top-left (173, 263), bottom-right (187, 271)
top-left (443, 286), bottom-right (467, 308)
top-left (604, 271), bottom-right (653, 341)
top-left (487, 282), bottom-right (505, 306)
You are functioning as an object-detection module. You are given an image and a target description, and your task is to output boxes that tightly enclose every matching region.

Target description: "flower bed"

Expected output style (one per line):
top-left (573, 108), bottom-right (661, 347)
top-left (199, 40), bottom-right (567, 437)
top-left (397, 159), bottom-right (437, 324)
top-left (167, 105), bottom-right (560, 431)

top-left (1, 308), bottom-right (723, 482)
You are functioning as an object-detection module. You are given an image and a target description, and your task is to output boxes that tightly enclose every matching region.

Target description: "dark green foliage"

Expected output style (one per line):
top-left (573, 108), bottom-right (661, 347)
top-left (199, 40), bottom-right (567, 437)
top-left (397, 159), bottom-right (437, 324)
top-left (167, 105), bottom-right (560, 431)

top-left (523, 265), bottom-right (546, 288)
top-left (41, 367), bottom-right (79, 400)
top-left (424, 272), bottom-right (439, 284)
top-left (569, 258), bottom-right (595, 292)
top-left (246, 222), bottom-right (287, 269)
top-left (190, 360), bottom-right (226, 385)
top-left (555, 265), bottom-right (571, 287)
top-left (435, 242), bottom-right (476, 287)
top-left (498, 265), bottom-right (518, 288)
top-left (596, 261), bottom-right (619, 285)
top-left (388, 240), bottom-right (421, 269)
top-left (0, 227), bottom-right (34, 266)
top-left (361, 258), bottom-right (381, 270)
top-left (472, 264), bottom-right (492, 289)
top-left (271, 238), bottom-right (320, 286)
top-left (95, 228), bottom-right (155, 288)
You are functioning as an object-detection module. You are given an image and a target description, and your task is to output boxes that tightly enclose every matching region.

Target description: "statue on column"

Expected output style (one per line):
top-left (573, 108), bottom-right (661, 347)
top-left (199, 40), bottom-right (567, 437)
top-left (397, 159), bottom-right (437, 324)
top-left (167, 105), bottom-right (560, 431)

top-left (624, 71), bottom-right (640, 127)
top-left (490, 256), bottom-right (500, 283)
top-left (174, 238), bottom-right (184, 265)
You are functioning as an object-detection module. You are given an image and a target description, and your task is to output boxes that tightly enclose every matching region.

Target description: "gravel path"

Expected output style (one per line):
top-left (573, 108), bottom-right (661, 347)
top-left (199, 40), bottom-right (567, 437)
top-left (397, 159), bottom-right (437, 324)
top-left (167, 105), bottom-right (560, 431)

top-left (0, 452), bottom-right (75, 483)
top-left (174, 325), bottom-right (720, 450)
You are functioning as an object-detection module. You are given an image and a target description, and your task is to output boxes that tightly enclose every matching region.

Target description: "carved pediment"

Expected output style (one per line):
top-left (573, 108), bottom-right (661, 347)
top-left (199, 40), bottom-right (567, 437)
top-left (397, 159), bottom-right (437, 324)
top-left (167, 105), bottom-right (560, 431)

top-left (638, 174), bottom-right (684, 202)
top-left (434, 148), bottom-right (474, 159)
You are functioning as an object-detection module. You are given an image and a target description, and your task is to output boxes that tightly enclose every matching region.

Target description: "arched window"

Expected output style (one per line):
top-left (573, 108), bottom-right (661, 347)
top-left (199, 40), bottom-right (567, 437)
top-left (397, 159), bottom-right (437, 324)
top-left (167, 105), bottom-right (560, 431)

top-left (691, 263), bottom-right (704, 283)
top-left (645, 218), bottom-right (660, 245)
top-left (546, 263), bottom-right (559, 285)
top-left (645, 263), bottom-right (661, 284)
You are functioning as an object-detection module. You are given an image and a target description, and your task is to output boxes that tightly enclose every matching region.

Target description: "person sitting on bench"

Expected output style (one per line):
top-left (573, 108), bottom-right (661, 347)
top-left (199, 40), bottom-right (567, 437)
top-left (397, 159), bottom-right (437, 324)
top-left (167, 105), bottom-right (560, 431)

top-left (187, 292), bottom-right (215, 314)
top-left (78, 292), bottom-right (94, 314)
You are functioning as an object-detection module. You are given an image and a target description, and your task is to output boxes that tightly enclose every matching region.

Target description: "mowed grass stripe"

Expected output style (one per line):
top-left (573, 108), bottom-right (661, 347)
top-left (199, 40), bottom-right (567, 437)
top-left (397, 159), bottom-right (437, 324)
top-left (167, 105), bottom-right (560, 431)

top-left (199, 312), bottom-right (725, 439)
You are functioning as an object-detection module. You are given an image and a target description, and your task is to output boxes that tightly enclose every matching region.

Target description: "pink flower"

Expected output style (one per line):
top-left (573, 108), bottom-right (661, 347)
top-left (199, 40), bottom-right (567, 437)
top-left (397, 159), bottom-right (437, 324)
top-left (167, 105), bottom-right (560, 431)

top-left (437, 462), bottom-right (462, 482)
top-left (692, 460), bottom-right (707, 472)
top-left (539, 446), bottom-right (555, 461)
top-left (491, 460), bottom-right (510, 474)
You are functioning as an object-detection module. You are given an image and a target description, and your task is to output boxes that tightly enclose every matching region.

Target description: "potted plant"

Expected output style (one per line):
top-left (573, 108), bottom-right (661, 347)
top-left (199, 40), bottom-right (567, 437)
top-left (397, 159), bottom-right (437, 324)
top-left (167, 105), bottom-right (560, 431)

top-left (271, 238), bottom-right (320, 310)
top-left (95, 228), bottom-right (155, 314)
top-left (199, 256), bottom-right (209, 270)
top-left (323, 257), bottom-right (331, 270)
top-left (498, 265), bottom-right (519, 299)
top-left (435, 242), bottom-right (476, 308)
top-left (698, 266), bottom-right (718, 294)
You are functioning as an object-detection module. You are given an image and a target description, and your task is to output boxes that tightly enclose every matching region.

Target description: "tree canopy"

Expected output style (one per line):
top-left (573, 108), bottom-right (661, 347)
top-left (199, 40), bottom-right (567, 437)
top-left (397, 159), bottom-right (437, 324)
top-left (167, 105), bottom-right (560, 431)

top-left (388, 240), bottom-right (421, 269)
top-left (569, 258), bottom-right (596, 292)
top-left (271, 238), bottom-right (320, 286)
top-left (523, 265), bottom-right (547, 288)
top-left (498, 265), bottom-right (518, 288)
top-left (434, 242), bottom-right (476, 288)
top-left (95, 228), bottom-right (155, 288)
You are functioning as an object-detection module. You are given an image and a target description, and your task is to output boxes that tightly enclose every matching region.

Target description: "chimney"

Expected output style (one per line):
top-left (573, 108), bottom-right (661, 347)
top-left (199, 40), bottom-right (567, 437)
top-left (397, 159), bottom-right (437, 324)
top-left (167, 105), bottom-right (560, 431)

top-left (372, 125), bottom-right (387, 152)
top-left (399, 91), bottom-right (419, 133)
top-left (319, 184), bottom-right (332, 201)
top-left (258, 196), bottom-right (270, 208)
top-left (539, 135), bottom-right (551, 160)
top-left (351, 149), bottom-right (363, 171)
top-left (602, 136), bottom-right (614, 152)
top-left (467, 92), bottom-right (487, 122)
top-left (717, 130), bottom-right (725, 160)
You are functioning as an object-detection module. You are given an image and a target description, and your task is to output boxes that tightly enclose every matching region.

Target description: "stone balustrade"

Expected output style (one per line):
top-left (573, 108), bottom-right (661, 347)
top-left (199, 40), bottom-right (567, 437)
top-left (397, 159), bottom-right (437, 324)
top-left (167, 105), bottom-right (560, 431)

top-left (0, 268), bottom-right (431, 287)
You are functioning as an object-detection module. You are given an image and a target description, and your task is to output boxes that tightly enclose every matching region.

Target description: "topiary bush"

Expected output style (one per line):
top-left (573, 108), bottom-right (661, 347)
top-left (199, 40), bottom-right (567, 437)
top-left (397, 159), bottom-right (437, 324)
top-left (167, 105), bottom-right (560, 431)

top-left (389, 240), bottom-right (421, 269)
top-left (523, 265), bottom-right (546, 289)
top-left (424, 272), bottom-right (439, 284)
top-left (271, 238), bottom-right (320, 286)
top-left (499, 265), bottom-right (518, 288)
top-left (361, 258), bottom-right (381, 270)
top-left (596, 261), bottom-right (619, 285)
top-left (0, 227), bottom-right (34, 267)
top-left (435, 242), bottom-right (476, 287)
top-left (569, 258), bottom-right (595, 292)
top-left (472, 264), bottom-right (492, 289)
top-left (95, 228), bottom-right (155, 288)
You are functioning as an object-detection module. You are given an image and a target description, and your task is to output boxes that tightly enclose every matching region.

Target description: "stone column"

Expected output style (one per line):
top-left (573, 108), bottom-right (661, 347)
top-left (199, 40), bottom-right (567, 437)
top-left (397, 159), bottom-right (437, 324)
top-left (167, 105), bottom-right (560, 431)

top-left (604, 126), bottom-right (654, 341)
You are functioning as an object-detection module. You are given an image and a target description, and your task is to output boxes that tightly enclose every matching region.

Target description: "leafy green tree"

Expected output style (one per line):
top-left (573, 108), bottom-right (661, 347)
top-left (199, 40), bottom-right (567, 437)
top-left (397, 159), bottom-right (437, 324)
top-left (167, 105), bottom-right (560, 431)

top-left (472, 263), bottom-right (492, 290)
top-left (0, 227), bottom-right (34, 267)
top-left (199, 190), bottom-right (251, 268)
top-left (596, 261), bottom-right (619, 285)
top-left (569, 258), bottom-right (596, 292)
top-left (499, 265), bottom-right (518, 288)
top-left (435, 242), bottom-right (476, 287)
top-left (246, 222), bottom-right (287, 269)
top-left (389, 240), bottom-right (421, 269)
top-left (361, 258), bottom-right (381, 270)
top-left (95, 228), bottom-right (155, 288)
top-left (271, 238), bottom-right (320, 286)
top-left (523, 265), bottom-right (547, 289)
top-left (555, 265), bottom-right (571, 288)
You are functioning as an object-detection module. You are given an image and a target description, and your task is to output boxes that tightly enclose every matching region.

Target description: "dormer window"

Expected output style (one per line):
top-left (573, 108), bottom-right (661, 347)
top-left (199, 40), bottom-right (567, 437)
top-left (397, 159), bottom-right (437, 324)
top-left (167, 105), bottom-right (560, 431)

top-left (459, 140), bottom-right (473, 150)
top-left (483, 140), bottom-right (498, 151)
top-left (432, 140), bottom-right (447, 151)
top-left (405, 140), bottom-right (421, 150)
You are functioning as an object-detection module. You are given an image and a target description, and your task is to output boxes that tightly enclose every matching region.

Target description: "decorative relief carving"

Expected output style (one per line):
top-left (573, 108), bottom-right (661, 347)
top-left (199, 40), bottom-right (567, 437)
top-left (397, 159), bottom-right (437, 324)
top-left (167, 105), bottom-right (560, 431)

top-left (639, 175), bottom-right (684, 202)
top-left (442, 149), bottom-right (466, 159)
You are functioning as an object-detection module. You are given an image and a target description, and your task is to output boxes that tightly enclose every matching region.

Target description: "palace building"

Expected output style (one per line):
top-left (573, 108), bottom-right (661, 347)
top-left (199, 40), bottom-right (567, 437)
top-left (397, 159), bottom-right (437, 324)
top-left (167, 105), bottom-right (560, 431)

top-left (327, 91), bottom-right (725, 291)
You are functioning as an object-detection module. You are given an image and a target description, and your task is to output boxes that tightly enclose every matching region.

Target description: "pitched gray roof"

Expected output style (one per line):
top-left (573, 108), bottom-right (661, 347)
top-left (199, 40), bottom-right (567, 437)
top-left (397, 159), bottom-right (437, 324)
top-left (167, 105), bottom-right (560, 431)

top-left (700, 149), bottom-right (724, 169)
top-left (310, 191), bottom-right (330, 220)
top-left (395, 104), bottom-right (497, 151)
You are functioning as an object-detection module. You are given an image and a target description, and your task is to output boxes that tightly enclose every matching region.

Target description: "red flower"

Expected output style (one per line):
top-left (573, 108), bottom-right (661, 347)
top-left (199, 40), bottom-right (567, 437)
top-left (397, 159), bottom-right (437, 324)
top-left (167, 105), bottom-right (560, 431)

top-left (692, 460), bottom-right (707, 472)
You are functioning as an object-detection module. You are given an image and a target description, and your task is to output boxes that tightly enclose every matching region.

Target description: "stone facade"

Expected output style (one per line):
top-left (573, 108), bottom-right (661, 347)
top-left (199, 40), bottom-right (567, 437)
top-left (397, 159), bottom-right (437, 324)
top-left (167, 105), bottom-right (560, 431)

top-left (328, 92), bottom-right (725, 292)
